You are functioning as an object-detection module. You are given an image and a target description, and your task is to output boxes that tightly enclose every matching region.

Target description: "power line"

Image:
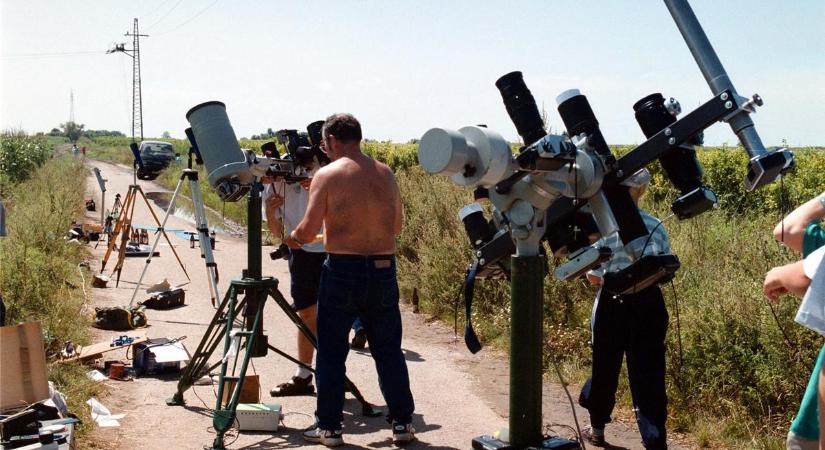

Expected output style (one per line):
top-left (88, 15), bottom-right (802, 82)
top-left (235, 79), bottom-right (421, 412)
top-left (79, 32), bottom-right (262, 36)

top-left (153, 0), bottom-right (220, 37)
top-left (144, 0), bottom-right (185, 31)
top-left (0, 50), bottom-right (105, 60)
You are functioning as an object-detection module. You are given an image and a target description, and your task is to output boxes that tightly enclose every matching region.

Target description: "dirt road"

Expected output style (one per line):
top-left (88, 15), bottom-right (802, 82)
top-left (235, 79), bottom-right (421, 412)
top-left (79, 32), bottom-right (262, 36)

top-left (81, 159), bottom-right (682, 449)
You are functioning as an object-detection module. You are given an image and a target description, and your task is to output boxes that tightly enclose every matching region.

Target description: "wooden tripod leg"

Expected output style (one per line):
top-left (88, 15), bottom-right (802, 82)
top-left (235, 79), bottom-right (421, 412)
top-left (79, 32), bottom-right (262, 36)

top-left (101, 187), bottom-right (136, 272)
top-left (136, 187), bottom-right (190, 280)
top-left (113, 188), bottom-right (139, 286)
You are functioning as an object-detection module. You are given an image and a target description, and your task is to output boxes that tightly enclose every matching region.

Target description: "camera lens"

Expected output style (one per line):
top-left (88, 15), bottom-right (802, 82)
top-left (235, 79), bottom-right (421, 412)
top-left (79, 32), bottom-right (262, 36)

top-left (495, 71), bottom-right (547, 146)
top-left (307, 121), bottom-right (324, 146)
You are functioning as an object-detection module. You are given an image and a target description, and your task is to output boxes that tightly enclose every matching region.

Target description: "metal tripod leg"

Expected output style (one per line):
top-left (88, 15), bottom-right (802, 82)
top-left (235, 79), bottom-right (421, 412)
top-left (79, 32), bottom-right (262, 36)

top-left (135, 185), bottom-right (190, 281)
top-left (167, 284), bottom-right (242, 406)
top-left (209, 277), bottom-right (273, 450)
top-left (266, 286), bottom-right (382, 416)
top-left (186, 170), bottom-right (221, 307)
top-left (127, 174), bottom-right (187, 307)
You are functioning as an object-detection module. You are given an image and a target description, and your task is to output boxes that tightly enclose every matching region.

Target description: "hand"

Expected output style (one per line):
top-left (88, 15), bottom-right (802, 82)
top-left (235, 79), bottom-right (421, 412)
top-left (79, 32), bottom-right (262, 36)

top-left (763, 261), bottom-right (810, 302)
top-left (284, 231), bottom-right (302, 249)
top-left (763, 266), bottom-right (790, 302)
top-left (585, 272), bottom-right (603, 287)
top-left (299, 178), bottom-right (312, 191)
top-left (265, 192), bottom-right (284, 210)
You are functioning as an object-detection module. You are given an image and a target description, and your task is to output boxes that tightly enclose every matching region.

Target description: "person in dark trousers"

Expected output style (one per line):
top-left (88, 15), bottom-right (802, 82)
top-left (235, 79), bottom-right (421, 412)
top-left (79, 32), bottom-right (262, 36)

top-left (579, 170), bottom-right (671, 449)
top-left (286, 113), bottom-right (414, 447)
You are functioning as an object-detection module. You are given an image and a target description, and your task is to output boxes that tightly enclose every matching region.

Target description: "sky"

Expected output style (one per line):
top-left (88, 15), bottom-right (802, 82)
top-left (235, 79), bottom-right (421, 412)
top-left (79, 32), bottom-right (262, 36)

top-left (1, 1), bottom-right (823, 147)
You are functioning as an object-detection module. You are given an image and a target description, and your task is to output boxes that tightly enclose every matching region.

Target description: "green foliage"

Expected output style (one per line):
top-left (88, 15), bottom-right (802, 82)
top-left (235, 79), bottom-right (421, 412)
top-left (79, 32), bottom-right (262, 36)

top-left (395, 147), bottom-right (825, 447)
top-left (60, 121), bottom-right (85, 144)
top-left (0, 130), bottom-right (52, 192)
top-left (0, 156), bottom-right (91, 352)
top-left (363, 141), bottom-right (418, 171)
top-left (84, 129), bottom-right (126, 139)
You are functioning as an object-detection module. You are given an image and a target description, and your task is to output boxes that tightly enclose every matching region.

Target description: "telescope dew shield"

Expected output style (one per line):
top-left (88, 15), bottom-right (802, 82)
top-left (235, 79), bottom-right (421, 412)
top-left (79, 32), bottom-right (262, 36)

top-left (186, 101), bottom-right (253, 199)
top-left (633, 93), bottom-right (704, 193)
top-left (418, 126), bottom-right (513, 187)
top-left (129, 142), bottom-right (145, 170)
top-left (495, 71), bottom-right (547, 146)
top-left (556, 90), bottom-right (613, 163)
top-left (93, 167), bottom-right (106, 193)
top-left (459, 203), bottom-right (493, 249)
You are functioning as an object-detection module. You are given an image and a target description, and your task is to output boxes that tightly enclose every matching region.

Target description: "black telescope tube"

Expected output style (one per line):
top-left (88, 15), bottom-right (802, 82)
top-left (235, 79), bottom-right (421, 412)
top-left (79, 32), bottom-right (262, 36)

top-left (633, 93), bottom-right (703, 193)
top-left (556, 93), bottom-right (613, 161)
top-left (495, 71), bottom-right (547, 146)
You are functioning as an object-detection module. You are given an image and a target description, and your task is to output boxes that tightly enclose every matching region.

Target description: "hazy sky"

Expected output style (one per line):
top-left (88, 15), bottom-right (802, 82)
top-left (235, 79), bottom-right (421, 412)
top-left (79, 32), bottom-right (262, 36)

top-left (1, 1), bottom-right (823, 146)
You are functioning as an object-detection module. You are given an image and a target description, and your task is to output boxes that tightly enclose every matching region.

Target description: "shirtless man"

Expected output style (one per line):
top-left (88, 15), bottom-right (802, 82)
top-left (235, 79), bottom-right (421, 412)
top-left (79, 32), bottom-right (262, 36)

top-left (285, 113), bottom-right (414, 447)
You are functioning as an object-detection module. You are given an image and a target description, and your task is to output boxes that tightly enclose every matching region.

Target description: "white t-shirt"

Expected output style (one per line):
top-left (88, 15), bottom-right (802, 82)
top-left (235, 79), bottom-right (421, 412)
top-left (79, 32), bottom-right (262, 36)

top-left (262, 175), bottom-right (325, 254)
top-left (795, 245), bottom-right (825, 335)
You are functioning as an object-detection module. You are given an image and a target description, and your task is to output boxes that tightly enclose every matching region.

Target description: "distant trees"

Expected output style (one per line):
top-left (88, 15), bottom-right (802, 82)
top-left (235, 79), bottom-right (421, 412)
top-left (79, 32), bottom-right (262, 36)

top-left (161, 131), bottom-right (171, 138)
top-left (250, 128), bottom-right (276, 140)
top-left (83, 129), bottom-right (126, 139)
top-left (59, 121), bottom-right (85, 143)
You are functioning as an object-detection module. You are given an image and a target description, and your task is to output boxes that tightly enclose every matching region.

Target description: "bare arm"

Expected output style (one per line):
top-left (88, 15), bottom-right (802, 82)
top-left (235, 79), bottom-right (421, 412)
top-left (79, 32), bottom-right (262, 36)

top-left (287, 169), bottom-right (328, 248)
top-left (391, 173), bottom-right (402, 236)
top-left (773, 193), bottom-right (825, 253)
top-left (763, 260), bottom-right (811, 301)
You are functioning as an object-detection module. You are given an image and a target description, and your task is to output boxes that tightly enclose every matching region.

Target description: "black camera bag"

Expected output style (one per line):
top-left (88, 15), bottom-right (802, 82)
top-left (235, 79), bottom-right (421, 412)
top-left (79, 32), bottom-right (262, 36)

top-left (141, 288), bottom-right (185, 310)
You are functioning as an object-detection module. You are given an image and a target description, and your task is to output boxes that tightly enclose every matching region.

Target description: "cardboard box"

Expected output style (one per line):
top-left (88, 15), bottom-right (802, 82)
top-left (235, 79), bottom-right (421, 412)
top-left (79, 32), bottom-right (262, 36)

top-left (221, 375), bottom-right (260, 407)
top-left (0, 322), bottom-right (50, 413)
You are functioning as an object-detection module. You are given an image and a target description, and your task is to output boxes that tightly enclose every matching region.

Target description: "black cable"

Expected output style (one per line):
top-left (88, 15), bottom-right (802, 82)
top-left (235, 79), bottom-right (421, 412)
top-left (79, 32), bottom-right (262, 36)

top-left (549, 356), bottom-right (586, 450)
top-left (667, 280), bottom-right (683, 368)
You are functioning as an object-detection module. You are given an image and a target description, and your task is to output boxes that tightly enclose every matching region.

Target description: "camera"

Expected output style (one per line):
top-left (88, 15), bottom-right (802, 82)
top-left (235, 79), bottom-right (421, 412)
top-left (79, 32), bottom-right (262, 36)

top-left (269, 243), bottom-right (290, 260)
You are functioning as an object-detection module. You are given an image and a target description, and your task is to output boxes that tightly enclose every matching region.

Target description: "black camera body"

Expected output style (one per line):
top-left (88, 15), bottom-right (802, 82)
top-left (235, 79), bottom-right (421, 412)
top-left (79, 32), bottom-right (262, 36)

top-left (269, 243), bottom-right (290, 260)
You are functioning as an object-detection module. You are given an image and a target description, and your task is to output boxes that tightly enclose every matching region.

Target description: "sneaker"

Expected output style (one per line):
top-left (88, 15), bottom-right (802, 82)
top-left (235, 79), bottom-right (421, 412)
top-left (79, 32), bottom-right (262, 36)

top-left (303, 426), bottom-right (344, 447)
top-left (270, 375), bottom-right (314, 397)
top-left (581, 426), bottom-right (606, 447)
top-left (350, 329), bottom-right (367, 349)
top-left (392, 421), bottom-right (415, 445)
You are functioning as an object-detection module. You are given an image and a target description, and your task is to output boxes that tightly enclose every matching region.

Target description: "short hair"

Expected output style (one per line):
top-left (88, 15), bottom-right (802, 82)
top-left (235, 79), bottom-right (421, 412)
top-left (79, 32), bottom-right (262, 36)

top-left (323, 113), bottom-right (362, 143)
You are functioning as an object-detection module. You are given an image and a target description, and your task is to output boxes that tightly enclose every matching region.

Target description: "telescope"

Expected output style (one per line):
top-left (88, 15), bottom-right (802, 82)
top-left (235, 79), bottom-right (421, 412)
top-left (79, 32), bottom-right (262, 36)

top-left (185, 102), bottom-right (321, 201)
top-left (417, 1), bottom-right (795, 448)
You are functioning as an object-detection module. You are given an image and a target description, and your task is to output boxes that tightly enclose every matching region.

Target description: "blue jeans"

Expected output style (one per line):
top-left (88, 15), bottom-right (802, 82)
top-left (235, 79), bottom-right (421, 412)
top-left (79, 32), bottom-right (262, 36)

top-left (315, 254), bottom-right (414, 430)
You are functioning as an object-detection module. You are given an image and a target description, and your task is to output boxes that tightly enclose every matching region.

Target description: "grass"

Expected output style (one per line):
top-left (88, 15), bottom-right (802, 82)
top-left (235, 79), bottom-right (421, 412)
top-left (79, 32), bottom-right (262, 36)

top-left (0, 143), bottom-right (106, 443)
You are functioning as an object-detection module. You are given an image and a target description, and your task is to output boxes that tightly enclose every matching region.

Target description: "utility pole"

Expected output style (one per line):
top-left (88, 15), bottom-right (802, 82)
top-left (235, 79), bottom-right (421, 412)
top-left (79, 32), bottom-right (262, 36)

top-left (108, 18), bottom-right (148, 142)
top-left (69, 89), bottom-right (75, 123)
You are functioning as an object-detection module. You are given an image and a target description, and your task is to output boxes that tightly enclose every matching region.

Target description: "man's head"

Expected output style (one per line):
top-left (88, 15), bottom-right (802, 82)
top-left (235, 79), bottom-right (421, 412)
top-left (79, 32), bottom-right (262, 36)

top-left (321, 113), bottom-right (362, 160)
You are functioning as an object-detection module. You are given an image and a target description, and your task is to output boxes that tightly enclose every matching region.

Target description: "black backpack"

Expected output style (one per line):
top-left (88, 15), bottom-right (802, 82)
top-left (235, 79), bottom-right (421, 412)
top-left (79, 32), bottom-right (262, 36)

top-left (93, 306), bottom-right (147, 330)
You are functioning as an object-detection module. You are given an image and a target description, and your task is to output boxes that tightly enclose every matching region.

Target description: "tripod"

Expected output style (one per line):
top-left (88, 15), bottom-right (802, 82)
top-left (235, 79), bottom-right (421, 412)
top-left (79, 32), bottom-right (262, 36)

top-left (127, 151), bottom-right (219, 308)
top-left (99, 162), bottom-right (189, 287)
top-left (167, 181), bottom-right (380, 450)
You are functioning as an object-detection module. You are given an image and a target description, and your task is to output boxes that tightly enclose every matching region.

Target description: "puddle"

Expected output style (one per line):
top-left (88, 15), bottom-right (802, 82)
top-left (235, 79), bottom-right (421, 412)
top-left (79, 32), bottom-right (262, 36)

top-left (145, 191), bottom-right (244, 237)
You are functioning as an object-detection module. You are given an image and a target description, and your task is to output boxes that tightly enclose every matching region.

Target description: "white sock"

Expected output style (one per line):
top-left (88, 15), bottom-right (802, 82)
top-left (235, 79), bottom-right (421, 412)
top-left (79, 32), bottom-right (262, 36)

top-left (295, 366), bottom-right (312, 379)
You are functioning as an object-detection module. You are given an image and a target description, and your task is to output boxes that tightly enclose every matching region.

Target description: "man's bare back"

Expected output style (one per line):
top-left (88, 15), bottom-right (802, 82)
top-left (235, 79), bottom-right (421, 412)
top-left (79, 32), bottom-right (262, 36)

top-left (318, 154), bottom-right (401, 255)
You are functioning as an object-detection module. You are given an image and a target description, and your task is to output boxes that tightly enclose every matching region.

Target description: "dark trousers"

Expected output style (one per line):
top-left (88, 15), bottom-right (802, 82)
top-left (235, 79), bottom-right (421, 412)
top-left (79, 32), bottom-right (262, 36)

top-left (315, 254), bottom-right (414, 430)
top-left (579, 285), bottom-right (669, 450)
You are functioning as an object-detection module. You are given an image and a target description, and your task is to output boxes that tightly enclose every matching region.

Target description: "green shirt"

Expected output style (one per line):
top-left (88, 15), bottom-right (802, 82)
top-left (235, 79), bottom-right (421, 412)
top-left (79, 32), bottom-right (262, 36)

top-left (790, 222), bottom-right (825, 440)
